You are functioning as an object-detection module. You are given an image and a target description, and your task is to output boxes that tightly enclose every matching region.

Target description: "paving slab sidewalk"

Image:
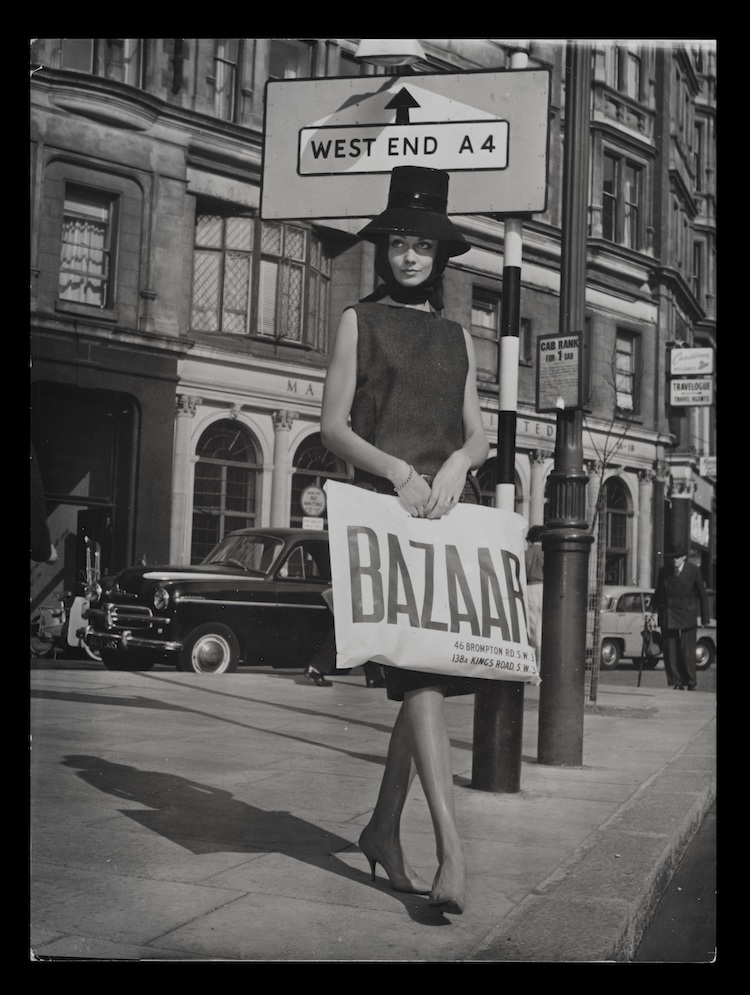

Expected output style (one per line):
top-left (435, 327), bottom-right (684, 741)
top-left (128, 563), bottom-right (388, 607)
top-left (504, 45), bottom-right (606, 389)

top-left (30, 666), bottom-right (716, 963)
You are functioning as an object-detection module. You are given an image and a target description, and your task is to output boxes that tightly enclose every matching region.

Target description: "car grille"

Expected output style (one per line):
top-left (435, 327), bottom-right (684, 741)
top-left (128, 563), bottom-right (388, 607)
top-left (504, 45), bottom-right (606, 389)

top-left (87, 602), bottom-right (157, 631)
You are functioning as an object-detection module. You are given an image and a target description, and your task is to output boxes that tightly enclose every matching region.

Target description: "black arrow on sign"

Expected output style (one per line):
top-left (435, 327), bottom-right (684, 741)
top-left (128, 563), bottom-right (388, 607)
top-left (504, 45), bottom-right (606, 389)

top-left (385, 88), bottom-right (421, 125)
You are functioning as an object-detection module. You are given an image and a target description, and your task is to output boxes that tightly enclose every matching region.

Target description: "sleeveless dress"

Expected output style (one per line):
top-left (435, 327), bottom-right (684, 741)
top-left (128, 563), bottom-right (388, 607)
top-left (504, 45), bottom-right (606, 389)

top-left (349, 302), bottom-right (488, 702)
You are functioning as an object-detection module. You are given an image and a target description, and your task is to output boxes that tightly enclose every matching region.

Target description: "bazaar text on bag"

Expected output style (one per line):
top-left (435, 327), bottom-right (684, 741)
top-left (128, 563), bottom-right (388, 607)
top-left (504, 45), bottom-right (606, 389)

top-left (347, 526), bottom-right (527, 641)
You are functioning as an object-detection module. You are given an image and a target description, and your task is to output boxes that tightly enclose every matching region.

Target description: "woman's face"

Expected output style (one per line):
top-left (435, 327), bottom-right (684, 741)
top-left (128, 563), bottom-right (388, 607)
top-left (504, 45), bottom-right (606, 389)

top-left (387, 234), bottom-right (437, 287)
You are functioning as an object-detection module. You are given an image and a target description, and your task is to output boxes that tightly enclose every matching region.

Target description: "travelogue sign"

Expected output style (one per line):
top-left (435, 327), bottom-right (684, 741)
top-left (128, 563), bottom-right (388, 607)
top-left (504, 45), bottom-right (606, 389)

top-left (536, 332), bottom-right (582, 412)
top-left (669, 378), bottom-right (714, 407)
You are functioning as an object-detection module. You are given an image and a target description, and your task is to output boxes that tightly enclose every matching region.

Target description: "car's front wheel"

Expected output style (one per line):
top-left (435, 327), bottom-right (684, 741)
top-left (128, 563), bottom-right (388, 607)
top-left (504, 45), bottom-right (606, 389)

top-left (695, 638), bottom-right (716, 671)
top-left (599, 639), bottom-right (621, 670)
top-left (179, 624), bottom-right (239, 674)
top-left (30, 613), bottom-right (55, 658)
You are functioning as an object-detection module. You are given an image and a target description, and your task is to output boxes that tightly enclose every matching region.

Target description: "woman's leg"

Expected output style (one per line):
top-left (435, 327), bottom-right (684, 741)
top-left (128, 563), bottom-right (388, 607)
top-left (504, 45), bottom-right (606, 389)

top-left (402, 686), bottom-right (466, 908)
top-left (362, 702), bottom-right (426, 886)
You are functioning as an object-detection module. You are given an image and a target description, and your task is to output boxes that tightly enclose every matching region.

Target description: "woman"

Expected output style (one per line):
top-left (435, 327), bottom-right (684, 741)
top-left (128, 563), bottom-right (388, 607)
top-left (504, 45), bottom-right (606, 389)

top-left (320, 166), bottom-right (490, 914)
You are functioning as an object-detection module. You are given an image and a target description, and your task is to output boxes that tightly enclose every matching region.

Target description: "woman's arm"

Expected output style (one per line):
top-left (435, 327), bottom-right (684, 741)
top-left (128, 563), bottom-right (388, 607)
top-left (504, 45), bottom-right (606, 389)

top-left (424, 329), bottom-right (490, 517)
top-left (321, 309), bottom-right (428, 501)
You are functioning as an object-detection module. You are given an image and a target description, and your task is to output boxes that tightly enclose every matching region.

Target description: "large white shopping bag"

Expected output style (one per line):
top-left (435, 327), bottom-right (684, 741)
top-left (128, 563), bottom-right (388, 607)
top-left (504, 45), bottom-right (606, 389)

top-left (325, 481), bottom-right (540, 684)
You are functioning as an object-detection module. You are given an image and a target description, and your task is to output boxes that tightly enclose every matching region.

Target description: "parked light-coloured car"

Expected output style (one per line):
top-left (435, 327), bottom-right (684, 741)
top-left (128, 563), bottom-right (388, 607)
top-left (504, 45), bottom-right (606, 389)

top-left (588, 586), bottom-right (717, 671)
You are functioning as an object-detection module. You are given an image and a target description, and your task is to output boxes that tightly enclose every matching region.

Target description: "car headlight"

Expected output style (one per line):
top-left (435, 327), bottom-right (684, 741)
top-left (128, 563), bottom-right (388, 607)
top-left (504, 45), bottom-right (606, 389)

top-left (84, 582), bottom-right (102, 604)
top-left (154, 587), bottom-right (170, 610)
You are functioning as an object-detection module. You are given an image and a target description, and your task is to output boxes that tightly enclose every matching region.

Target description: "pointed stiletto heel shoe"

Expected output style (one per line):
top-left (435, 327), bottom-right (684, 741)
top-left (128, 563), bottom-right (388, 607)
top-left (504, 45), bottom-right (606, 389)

top-left (428, 890), bottom-right (465, 915)
top-left (358, 827), bottom-right (431, 895)
top-left (303, 666), bottom-right (332, 687)
top-left (428, 858), bottom-right (466, 914)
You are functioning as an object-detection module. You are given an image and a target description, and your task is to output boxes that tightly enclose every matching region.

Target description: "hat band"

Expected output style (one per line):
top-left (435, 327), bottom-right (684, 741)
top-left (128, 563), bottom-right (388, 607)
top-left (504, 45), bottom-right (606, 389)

top-left (388, 191), bottom-right (447, 213)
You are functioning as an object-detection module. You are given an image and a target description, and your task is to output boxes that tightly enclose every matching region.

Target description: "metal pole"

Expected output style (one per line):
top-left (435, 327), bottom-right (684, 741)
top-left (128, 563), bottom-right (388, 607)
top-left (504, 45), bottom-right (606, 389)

top-left (536, 41), bottom-right (594, 767)
top-left (471, 45), bottom-right (528, 794)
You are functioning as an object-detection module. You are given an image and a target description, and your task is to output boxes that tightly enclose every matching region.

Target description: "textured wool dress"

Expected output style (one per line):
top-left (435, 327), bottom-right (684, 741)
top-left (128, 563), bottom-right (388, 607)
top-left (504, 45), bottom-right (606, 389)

top-left (348, 302), bottom-right (487, 701)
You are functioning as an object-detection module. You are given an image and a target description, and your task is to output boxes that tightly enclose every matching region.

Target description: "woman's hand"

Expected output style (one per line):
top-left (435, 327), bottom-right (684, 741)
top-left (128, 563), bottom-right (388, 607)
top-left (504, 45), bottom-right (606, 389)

top-left (424, 452), bottom-right (472, 519)
top-left (395, 473), bottom-right (433, 518)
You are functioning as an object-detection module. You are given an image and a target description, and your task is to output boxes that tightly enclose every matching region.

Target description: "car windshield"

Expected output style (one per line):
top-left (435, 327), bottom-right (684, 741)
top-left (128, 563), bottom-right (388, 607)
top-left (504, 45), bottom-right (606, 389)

top-left (202, 534), bottom-right (284, 574)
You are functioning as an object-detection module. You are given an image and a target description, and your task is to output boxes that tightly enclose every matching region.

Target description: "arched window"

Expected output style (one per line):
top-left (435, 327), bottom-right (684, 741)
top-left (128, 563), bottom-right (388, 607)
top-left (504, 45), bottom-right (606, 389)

top-left (291, 433), bottom-right (351, 528)
top-left (190, 420), bottom-right (261, 563)
top-left (476, 457), bottom-right (523, 515)
top-left (603, 477), bottom-right (632, 584)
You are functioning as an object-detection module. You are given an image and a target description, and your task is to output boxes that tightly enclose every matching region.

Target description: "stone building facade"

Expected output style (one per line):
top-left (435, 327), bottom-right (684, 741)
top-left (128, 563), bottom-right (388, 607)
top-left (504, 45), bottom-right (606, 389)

top-left (30, 38), bottom-right (716, 610)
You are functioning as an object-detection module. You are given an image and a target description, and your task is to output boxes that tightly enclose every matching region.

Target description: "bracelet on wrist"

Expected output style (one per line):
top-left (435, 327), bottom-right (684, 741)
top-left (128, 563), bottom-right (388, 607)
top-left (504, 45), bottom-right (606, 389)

top-left (393, 464), bottom-right (414, 493)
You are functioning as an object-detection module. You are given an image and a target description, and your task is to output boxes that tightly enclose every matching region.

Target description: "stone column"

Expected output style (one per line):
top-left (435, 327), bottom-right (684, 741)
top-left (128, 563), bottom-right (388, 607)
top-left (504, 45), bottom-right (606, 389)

top-left (528, 449), bottom-right (549, 525)
top-left (637, 469), bottom-right (656, 587)
top-left (170, 394), bottom-right (202, 564)
top-left (271, 410), bottom-right (298, 527)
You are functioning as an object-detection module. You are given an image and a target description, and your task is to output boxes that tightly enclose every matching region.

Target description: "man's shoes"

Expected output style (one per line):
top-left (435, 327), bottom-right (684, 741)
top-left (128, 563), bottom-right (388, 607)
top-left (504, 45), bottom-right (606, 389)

top-left (303, 666), bottom-right (333, 687)
top-left (687, 682), bottom-right (696, 691)
top-left (673, 685), bottom-right (684, 690)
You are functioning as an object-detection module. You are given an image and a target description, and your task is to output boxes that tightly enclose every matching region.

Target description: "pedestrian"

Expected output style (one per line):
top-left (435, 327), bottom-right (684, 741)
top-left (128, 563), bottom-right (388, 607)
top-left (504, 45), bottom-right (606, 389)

top-left (302, 629), bottom-right (385, 688)
top-left (651, 544), bottom-right (710, 691)
top-left (302, 589), bottom-right (385, 688)
top-left (320, 165), bottom-right (490, 914)
top-left (525, 524), bottom-right (544, 664)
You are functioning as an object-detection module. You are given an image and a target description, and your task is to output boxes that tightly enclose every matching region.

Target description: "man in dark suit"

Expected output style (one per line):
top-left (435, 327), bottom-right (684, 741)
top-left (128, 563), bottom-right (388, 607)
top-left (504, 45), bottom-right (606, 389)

top-left (652, 544), bottom-right (711, 690)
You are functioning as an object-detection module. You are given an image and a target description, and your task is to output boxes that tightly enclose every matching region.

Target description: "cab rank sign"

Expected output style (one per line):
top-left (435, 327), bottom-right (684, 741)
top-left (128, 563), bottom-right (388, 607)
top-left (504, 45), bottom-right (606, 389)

top-left (261, 70), bottom-right (550, 220)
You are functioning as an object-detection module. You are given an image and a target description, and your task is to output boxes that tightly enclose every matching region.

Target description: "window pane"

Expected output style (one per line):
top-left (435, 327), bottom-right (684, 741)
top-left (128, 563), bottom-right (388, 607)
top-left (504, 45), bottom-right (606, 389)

top-left (282, 264), bottom-right (303, 341)
top-left (259, 260), bottom-right (278, 335)
top-left (474, 338), bottom-right (498, 381)
top-left (214, 40), bottom-right (238, 119)
top-left (603, 155), bottom-right (617, 242)
top-left (262, 222), bottom-right (282, 255)
top-left (623, 164), bottom-right (639, 248)
top-left (192, 211), bottom-right (253, 335)
top-left (616, 334), bottom-right (635, 410)
top-left (625, 52), bottom-right (640, 99)
top-left (225, 216), bottom-right (253, 252)
top-left (222, 252), bottom-right (251, 334)
top-left (195, 214), bottom-right (223, 249)
top-left (191, 421), bottom-right (260, 563)
top-left (269, 40), bottom-right (312, 79)
top-left (191, 250), bottom-right (221, 332)
top-left (471, 292), bottom-right (500, 382)
top-left (59, 187), bottom-right (111, 307)
top-left (286, 226), bottom-right (306, 261)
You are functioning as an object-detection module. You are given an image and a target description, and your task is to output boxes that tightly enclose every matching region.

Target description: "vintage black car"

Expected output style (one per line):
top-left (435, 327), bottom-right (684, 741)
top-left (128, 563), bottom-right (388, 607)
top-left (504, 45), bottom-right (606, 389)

top-left (80, 528), bottom-right (333, 674)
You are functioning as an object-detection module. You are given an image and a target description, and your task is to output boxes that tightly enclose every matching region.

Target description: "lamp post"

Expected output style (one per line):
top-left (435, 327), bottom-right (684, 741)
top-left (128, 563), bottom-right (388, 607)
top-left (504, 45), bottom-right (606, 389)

top-left (536, 40), bottom-right (594, 767)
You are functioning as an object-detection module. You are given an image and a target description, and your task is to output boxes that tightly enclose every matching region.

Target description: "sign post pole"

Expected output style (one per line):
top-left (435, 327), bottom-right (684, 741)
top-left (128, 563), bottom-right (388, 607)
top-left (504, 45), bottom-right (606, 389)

top-left (471, 45), bottom-right (530, 794)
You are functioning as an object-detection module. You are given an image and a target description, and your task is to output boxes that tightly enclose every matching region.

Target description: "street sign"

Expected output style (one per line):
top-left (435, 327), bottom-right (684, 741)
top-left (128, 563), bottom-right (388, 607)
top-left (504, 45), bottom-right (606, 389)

top-left (669, 347), bottom-right (714, 376)
top-left (669, 378), bottom-right (714, 407)
top-left (536, 332), bottom-right (582, 412)
top-left (300, 485), bottom-right (326, 517)
top-left (261, 69), bottom-right (550, 220)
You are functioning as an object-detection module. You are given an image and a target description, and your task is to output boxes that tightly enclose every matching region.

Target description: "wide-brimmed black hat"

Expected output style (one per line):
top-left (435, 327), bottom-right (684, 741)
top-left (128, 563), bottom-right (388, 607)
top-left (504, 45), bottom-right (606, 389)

top-left (357, 166), bottom-right (470, 257)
